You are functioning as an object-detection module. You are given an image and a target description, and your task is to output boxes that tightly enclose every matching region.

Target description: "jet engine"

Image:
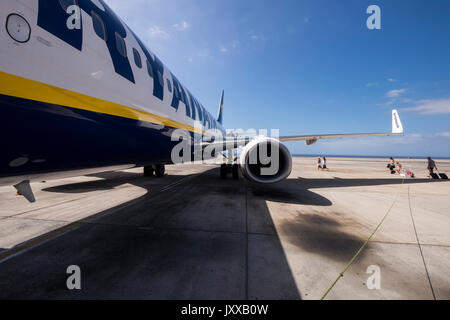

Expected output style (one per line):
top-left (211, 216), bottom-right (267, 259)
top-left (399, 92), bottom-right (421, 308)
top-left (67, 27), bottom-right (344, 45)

top-left (239, 137), bottom-right (292, 184)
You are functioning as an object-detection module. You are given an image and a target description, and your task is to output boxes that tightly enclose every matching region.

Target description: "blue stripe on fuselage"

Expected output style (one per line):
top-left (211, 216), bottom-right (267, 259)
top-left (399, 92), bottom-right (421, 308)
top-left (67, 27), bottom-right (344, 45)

top-left (0, 94), bottom-right (195, 177)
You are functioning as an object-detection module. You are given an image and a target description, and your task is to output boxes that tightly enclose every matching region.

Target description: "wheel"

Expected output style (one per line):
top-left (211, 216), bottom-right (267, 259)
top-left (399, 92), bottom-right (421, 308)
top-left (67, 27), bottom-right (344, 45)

top-left (143, 166), bottom-right (154, 177)
top-left (232, 164), bottom-right (239, 180)
top-left (220, 164), bottom-right (227, 179)
top-left (154, 164), bottom-right (165, 177)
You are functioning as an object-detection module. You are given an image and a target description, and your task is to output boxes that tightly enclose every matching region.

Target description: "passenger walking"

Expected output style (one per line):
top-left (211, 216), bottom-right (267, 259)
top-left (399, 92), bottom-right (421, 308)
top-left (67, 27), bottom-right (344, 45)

top-left (322, 156), bottom-right (327, 170)
top-left (317, 157), bottom-right (322, 170)
top-left (427, 157), bottom-right (437, 175)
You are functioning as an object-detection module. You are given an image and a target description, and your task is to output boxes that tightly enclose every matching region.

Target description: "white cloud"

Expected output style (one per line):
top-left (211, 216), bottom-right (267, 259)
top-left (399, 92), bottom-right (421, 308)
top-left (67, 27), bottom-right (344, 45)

top-left (147, 21), bottom-right (190, 42)
top-left (197, 48), bottom-right (213, 59)
top-left (173, 21), bottom-right (190, 30)
top-left (387, 78), bottom-right (397, 82)
top-left (403, 98), bottom-right (450, 115)
top-left (218, 40), bottom-right (239, 54)
top-left (366, 82), bottom-right (378, 87)
top-left (386, 89), bottom-right (407, 98)
top-left (249, 31), bottom-right (265, 41)
top-left (377, 101), bottom-right (394, 107)
top-left (219, 45), bottom-right (228, 53)
top-left (148, 25), bottom-right (170, 39)
top-left (436, 132), bottom-right (450, 138)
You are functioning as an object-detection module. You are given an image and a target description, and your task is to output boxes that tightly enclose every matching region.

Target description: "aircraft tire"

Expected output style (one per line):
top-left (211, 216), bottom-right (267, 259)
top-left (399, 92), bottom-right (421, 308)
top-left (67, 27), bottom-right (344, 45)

top-left (144, 166), bottom-right (154, 177)
top-left (232, 164), bottom-right (239, 180)
top-left (155, 164), bottom-right (165, 177)
top-left (220, 164), bottom-right (227, 179)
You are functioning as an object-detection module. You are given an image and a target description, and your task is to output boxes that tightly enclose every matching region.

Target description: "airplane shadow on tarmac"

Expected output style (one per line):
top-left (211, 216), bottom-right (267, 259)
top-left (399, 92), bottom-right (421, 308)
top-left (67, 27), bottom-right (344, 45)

top-left (0, 168), bottom-right (441, 300)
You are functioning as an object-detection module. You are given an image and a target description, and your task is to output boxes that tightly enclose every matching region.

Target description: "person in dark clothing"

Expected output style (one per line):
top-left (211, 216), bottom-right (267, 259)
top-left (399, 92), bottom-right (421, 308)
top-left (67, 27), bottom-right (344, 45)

top-left (387, 157), bottom-right (396, 173)
top-left (427, 157), bottom-right (437, 175)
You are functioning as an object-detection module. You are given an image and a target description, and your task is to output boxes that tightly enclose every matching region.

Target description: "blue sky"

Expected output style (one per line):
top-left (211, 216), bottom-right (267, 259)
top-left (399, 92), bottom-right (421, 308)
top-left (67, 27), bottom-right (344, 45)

top-left (104, 0), bottom-right (450, 157)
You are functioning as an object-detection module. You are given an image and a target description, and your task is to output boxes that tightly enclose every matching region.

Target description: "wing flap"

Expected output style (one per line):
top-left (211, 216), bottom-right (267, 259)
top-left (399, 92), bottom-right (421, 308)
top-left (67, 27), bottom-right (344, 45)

top-left (279, 131), bottom-right (400, 142)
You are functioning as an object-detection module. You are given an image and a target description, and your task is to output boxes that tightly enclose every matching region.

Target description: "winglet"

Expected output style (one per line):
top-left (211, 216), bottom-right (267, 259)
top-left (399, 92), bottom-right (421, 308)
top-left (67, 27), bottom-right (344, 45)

top-left (217, 90), bottom-right (224, 125)
top-left (392, 109), bottom-right (403, 134)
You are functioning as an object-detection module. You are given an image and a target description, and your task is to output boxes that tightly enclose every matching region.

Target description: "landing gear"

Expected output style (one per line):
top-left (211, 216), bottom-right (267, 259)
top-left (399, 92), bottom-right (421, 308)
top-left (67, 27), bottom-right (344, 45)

top-left (220, 163), bottom-right (240, 180)
top-left (144, 166), bottom-right (154, 177)
top-left (220, 148), bottom-right (240, 180)
top-left (220, 164), bottom-right (227, 179)
top-left (144, 164), bottom-right (165, 177)
top-left (232, 163), bottom-right (239, 180)
top-left (154, 164), bottom-right (165, 177)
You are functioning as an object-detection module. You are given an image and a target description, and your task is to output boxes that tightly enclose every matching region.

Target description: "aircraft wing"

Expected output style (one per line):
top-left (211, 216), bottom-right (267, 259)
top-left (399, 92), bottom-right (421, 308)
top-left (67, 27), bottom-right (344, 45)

top-left (202, 109), bottom-right (403, 150)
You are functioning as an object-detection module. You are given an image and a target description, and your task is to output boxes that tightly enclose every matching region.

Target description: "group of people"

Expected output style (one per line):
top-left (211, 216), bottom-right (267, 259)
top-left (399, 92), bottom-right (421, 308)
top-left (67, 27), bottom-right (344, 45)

top-left (312, 155), bottom-right (443, 178)
top-left (317, 156), bottom-right (328, 170)
top-left (387, 157), bottom-right (402, 174)
top-left (387, 156), bottom-right (442, 179)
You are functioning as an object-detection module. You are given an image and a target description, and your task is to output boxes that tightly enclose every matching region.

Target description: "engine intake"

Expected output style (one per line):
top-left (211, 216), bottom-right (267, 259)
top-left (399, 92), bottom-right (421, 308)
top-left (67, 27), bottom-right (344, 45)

top-left (239, 137), bottom-right (292, 184)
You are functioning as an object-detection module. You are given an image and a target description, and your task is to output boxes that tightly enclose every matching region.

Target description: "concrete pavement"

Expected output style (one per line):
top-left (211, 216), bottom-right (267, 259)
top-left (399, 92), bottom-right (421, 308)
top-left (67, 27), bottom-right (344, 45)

top-left (0, 157), bottom-right (449, 299)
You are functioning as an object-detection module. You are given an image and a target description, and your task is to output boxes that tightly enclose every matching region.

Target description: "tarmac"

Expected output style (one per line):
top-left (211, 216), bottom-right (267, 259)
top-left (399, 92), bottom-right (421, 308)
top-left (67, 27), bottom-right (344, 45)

top-left (0, 157), bottom-right (449, 300)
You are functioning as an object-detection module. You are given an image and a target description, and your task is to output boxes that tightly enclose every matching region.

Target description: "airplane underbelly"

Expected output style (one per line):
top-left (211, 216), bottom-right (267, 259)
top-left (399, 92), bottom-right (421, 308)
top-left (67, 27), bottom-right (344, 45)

top-left (0, 93), bottom-right (184, 183)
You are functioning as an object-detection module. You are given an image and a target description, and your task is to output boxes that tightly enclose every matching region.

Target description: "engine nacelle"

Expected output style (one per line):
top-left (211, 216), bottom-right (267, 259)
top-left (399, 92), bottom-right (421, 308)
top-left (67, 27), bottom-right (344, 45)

top-left (239, 137), bottom-right (292, 184)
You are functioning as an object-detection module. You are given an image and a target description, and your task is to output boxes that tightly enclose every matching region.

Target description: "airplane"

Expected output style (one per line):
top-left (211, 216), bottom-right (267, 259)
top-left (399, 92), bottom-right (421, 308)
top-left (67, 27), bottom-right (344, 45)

top-left (0, 0), bottom-right (404, 203)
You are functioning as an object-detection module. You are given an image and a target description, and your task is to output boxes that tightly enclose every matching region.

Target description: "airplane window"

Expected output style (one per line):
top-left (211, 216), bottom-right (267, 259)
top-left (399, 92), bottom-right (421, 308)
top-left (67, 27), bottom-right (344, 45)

top-left (157, 71), bottom-right (164, 87)
top-left (167, 79), bottom-right (172, 93)
top-left (133, 48), bottom-right (142, 69)
top-left (91, 11), bottom-right (106, 41)
top-left (115, 32), bottom-right (127, 58)
top-left (59, 0), bottom-right (77, 11)
top-left (146, 60), bottom-right (153, 78)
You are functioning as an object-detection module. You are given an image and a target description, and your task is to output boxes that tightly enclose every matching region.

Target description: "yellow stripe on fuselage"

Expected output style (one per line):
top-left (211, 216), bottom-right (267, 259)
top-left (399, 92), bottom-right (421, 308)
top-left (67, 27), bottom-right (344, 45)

top-left (0, 70), bottom-right (203, 134)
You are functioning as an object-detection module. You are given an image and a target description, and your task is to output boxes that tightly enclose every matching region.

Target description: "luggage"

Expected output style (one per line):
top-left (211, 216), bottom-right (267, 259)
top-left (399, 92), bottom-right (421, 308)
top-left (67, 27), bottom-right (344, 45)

top-left (431, 173), bottom-right (440, 180)
top-left (439, 173), bottom-right (448, 180)
top-left (406, 171), bottom-right (415, 178)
